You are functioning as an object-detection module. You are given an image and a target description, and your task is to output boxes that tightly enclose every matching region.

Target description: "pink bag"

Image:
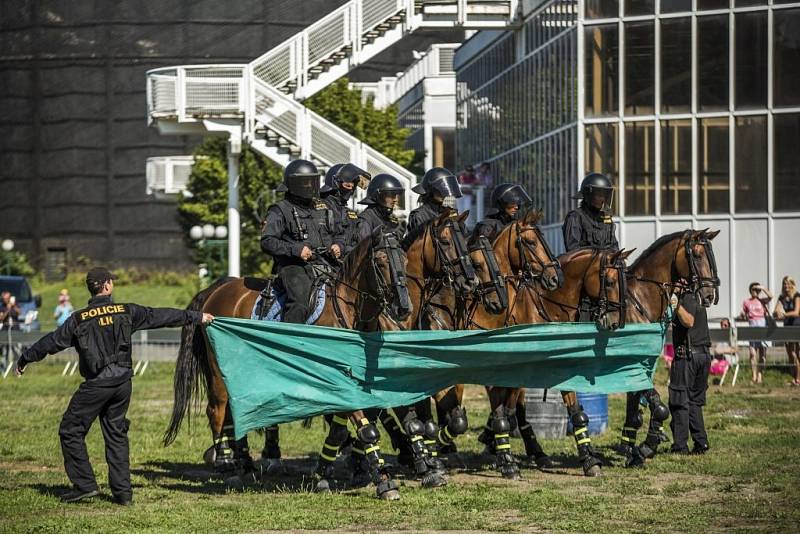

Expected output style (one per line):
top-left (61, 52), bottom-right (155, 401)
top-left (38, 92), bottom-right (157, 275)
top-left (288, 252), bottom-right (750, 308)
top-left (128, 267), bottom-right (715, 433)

top-left (710, 357), bottom-right (729, 376)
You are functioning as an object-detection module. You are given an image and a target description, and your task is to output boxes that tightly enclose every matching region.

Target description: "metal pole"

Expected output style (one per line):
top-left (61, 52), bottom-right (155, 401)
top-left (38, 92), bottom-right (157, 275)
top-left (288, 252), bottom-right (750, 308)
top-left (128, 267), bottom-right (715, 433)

top-left (227, 137), bottom-right (241, 278)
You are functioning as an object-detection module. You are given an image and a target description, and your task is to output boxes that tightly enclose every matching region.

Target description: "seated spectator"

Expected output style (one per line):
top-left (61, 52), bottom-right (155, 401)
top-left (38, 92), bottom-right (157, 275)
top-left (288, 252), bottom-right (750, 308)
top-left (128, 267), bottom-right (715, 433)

top-left (738, 282), bottom-right (772, 384)
top-left (476, 161), bottom-right (493, 187)
top-left (458, 165), bottom-right (478, 186)
top-left (54, 289), bottom-right (74, 327)
top-left (774, 276), bottom-right (800, 386)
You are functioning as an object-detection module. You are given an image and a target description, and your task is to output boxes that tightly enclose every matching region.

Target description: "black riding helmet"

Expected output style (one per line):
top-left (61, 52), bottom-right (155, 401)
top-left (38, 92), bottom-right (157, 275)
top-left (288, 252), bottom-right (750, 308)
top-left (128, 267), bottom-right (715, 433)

top-left (320, 163), bottom-right (371, 194)
top-left (358, 173), bottom-right (405, 208)
top-left (276, 159), bottom-right (320, 200)
top-left (411, 167), bottom-right (462, 199)
top-left (491, 183), bottom-right (532, 211)
top-left (574, 172), bottom-right (614, 208)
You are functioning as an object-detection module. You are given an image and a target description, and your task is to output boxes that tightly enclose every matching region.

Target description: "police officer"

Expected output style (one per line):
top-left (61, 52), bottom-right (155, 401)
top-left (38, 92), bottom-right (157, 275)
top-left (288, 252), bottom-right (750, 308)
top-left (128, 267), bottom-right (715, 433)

top-left (357, 173), bottom-right (406, 241)
top-left (321, 163), bottom-right (371, 255)
top-left (14, 267), bottom-right (214, 505)
top-left (407, 167), bottom-right (463, 232)
top-left (669, 286), bottom-right (713, 455)
top-left (261, 159), bottom-right (343, 324)
top-left (472, 183), bottom-right (532, 242)
top-left (562, 172), bottom-right (619, 252)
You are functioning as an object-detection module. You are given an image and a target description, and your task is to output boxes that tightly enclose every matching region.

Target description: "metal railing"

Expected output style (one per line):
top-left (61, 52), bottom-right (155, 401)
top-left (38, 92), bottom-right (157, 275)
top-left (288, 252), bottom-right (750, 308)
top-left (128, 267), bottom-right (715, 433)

top-left (145, 155), bottom-right (196, 195)
top-left (147, 65), bottom-right (246, 122)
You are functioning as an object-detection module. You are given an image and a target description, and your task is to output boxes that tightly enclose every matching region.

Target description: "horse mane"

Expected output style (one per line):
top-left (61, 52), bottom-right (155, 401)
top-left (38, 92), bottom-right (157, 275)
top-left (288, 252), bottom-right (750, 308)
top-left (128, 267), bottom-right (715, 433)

top-left (558, 246), bottom-right (597, 263)
top-left (627, 230), bottom-right (689, 271)
top-left (339, 231), bottom-right (374, 280)
top-left (401, 209), bottom-right (452, 251)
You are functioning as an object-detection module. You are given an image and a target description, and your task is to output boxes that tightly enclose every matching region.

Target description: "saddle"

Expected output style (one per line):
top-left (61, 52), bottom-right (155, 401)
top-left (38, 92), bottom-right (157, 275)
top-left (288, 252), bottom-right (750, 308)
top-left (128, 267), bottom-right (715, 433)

top-left (250, 275), bottom-right (328, 325)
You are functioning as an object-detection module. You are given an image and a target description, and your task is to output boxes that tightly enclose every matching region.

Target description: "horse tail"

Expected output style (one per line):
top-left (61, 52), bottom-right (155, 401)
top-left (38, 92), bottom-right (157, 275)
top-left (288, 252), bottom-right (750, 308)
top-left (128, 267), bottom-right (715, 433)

top-left (164, 277), bottom-right (234, 447)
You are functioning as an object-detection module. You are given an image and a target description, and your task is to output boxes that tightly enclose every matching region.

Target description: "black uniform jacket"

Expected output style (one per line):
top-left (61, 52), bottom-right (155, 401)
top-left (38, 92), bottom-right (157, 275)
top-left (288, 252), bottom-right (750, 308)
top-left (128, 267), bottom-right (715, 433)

top-left (562, 203), bottom-right (619, 252)
top-left (472, 211), bottom-right (513, 242)
top-left (323, 193), bottom-right (360, 255)
top-left (19, 295), bottom-right (201, 384)
top-left (407, 201), bottom-right (448, 233)
top-left (357, 205), bottom-right (404, 242)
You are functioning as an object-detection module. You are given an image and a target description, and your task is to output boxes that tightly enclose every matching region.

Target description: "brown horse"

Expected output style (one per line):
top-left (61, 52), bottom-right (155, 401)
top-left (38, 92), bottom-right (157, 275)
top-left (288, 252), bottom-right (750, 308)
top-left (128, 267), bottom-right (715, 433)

top-left (618, 229), bottom-right (721, 467)
top-left (473, 238), bottom-right (632, 478)
top-left (164, 229), bottom-right (411, 500)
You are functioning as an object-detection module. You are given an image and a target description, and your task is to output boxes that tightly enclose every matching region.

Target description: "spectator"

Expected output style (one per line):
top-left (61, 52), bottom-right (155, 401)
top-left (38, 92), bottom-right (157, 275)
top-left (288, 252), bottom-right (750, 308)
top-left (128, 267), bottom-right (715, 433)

top-left (710, 318), bottom-right (737, 379)
top-left (54, 289), bottom-right (74, 327)
top-left (738, 282), bottom-right (773, 384)
top-left (476, 161), bottom-right (493, 188)
top-left (774, 276), bottom-right (800, 386)
top-left (458, 165), bottom-right (478, 186)
top-left (1, 290), bottom-right (22, 327)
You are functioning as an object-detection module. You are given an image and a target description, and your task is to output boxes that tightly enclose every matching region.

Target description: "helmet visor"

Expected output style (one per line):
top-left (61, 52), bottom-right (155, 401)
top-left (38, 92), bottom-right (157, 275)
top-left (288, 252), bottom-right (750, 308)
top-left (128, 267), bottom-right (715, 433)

top-left (499, 185), bottom-right (532, 208)
top-left (588, 186), bottom-right (613, 209)
top-left (431, 174), bottom-right (463, 199)
top-left (286, 175), bottom-right (320, 199)
top-left (337, 163), bottom-right (372, 189)
top-left (378, 189), bottom-right (402, 209)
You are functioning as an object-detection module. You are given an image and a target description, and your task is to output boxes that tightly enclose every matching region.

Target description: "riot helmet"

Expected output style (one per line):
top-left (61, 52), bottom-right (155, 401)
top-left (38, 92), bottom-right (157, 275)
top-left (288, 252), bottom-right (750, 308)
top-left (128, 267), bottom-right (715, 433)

top-left (574, 172), bottom-right (614, 211)
top-left (491, 183), bottom-right (532, 212)
top-left (320, 163), bottom-right (371, 198)
top-left (411, 167), bottom-right (463, 201)
top-left (359, 173), bottom-right (405, 210)
top-left (277, 159), bottom-right (320, 200)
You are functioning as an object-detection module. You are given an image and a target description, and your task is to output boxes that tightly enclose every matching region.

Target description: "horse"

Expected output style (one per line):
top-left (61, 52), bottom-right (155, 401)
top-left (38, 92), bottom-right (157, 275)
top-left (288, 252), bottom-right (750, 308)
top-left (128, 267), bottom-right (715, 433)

top-left (618, 229), bottom-right (721, 467)
top-left (163, 229), bottom-right (412, 500)
top-left (470, 230), bottom-right (632, 478)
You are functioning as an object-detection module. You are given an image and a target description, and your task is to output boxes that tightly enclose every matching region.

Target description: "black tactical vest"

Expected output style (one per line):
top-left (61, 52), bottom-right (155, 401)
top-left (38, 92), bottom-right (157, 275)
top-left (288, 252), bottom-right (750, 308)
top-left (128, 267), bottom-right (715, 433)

top-left (275, 199), bottom-right (335, 252)
top-left (74, 302), bottom-right (133, 378)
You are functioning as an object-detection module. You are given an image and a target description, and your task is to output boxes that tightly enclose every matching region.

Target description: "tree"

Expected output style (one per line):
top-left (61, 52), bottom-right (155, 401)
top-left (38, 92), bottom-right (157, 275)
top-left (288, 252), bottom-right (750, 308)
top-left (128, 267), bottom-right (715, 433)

top-left (177, 77), bottom-right (415, 277)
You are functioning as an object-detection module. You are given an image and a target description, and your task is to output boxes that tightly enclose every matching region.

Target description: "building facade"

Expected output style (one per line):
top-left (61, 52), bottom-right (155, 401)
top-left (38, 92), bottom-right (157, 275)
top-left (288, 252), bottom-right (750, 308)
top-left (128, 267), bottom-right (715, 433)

top-left (455, 0), bottom-right (800, 319)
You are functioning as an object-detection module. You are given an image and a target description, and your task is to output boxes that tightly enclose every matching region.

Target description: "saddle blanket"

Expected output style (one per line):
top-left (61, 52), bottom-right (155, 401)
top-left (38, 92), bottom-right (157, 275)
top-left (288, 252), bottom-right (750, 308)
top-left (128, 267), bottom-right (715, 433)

top-left (251, 284), bottom-right (326, 324)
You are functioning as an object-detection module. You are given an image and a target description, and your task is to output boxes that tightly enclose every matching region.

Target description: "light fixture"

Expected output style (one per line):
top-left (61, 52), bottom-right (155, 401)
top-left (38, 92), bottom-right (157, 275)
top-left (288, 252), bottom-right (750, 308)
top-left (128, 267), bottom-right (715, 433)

top-left (214, 225), bottom-right (228, 239)
top-left (202, 224), bottom-right (215, 239)
top-left (1, 239), bottom-right (14, 252)
top-left (189, 226), bottom-right (203, 241)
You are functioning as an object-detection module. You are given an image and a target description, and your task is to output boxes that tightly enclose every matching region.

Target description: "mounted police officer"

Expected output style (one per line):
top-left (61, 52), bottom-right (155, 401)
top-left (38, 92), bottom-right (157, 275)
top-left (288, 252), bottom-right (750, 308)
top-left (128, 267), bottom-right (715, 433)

top-left (472, 183), bottom-right (532, 242)
top-left (321, 163), bottom-right (371, 255)
top-left (357, 173), bottom-right (406, 241)
top-left (563, 172), bottom-right (619, 252)
top-left (407, 167), bottom-right (463, 232)
top-left (14, 267), bottom-right (214, 506)
top-left (261, 159), bottom-right (343, 324)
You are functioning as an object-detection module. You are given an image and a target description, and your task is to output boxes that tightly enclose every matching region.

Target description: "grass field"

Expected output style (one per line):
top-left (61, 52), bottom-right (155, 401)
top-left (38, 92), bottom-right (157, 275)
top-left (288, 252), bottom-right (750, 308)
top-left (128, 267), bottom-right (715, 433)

top-left (1, 362), bottom-right (798, 533)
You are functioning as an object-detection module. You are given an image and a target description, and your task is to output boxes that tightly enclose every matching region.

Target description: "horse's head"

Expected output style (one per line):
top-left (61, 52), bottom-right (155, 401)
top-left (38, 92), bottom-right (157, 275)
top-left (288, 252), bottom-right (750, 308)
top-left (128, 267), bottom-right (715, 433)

top-left (509, 208), bottom-right (562, 291)
top-left (426, 209), bottom-right (478, 296)
top-left (469, 234), bottom-right (508, 315)
top-left (367, 228), bottom-right (412, 322)
top-left (676, 229), bottom-right (721, 307)
top-left (582, 248), bottom-right (634, 330)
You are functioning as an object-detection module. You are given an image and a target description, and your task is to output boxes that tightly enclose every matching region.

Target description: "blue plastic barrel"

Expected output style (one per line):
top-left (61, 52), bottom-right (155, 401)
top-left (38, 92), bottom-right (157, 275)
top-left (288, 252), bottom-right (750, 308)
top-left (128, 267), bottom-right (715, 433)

top-left (566, 393), bottom-right (609, 436)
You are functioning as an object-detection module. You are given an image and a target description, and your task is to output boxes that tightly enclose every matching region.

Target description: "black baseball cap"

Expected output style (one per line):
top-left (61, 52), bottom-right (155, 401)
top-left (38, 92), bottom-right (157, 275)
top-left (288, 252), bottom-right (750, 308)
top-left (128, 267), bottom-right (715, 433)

top-left (86, 267), bottom-right (118, 286)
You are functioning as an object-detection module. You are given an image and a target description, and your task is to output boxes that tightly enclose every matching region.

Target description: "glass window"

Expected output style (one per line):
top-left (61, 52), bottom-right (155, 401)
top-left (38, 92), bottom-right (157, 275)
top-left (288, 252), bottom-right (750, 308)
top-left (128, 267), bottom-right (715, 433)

top-left (774, 114), bottom-right (800, 212)
top-left (735, 12), bottom-right (768, 110)
top-left (698, 117), bottom-right (730, 214)
top-left (661, 0), bottom-right (692, 12)
top-left (624, 122), bottom-right (655, 216)
top-left (774, 9), bottom-right (800, 108)
top-left (661, 120), bottom-right (693, 215)
top-left (585, 0), bottom-right (618, 19)
top-left (625, 0), bottom-right (653, 16)
top-left (585, 24), bottom-right (619, 118)
top-left (697, 0), bottom-right (728, 9)
top-left (697, 16), bottom-right (729, 112)
top-left (585, 122), bottom-right (619, 213)
top-left (661, 18), bottom-right (691, 114)
top-left (735, 0), bottom-right (765, 6)
top-left (624, 21), bottom-right (654, 116)
top-left (734, 116), bottom-right (767, 213)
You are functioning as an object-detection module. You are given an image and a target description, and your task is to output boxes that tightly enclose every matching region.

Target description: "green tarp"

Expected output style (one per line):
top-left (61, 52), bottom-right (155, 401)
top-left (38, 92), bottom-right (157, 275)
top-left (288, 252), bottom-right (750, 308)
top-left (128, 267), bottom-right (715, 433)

top-left (205, 318), bottom-right (665, 438)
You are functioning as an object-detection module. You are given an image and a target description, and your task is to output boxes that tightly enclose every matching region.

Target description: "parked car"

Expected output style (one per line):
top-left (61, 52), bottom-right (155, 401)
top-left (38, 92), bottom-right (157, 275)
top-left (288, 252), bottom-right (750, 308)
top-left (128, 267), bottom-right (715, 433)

top-left (0, 275), bottom-right (41, 332)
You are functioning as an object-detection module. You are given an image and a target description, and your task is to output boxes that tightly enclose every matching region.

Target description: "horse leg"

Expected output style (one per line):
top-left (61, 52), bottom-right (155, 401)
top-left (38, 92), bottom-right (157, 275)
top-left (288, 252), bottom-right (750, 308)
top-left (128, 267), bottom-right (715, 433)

top-left (620, 391), bottom-right (646, 467)
top-left (313, 414), bottom-right (350, 493)
top-left (637, 389), bottom-right (670, 460)
top-left (515, 389), bottom-right (553, 468)
top-left (350, 411), bottom-right (401, 500)
top-left (349, 408), bottom-right (380, 488)
top-left (380, 409), bottom-right (413, 466)
top-left (488, 387), bottom-right (521, 480)
top-left (432, 386), bottom-right (468, 459)
top-left (477, 386), bottom-right (496, 453)
top-left (205, 399), bottom-right (236, 474)
top-left (412, 398), bottom-right (443, 467)
top-left (562, 391), bottom-right (602, 477)
top-left (260, 425), bottom-right (282, 474)
top-left (390, 405), bottom-right (447, 488)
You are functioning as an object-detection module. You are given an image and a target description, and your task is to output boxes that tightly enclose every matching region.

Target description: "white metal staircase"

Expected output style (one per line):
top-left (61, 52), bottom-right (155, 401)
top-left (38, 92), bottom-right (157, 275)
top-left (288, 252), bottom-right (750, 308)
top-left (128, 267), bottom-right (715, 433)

top-left (147, 0), bottom-right (520, 214)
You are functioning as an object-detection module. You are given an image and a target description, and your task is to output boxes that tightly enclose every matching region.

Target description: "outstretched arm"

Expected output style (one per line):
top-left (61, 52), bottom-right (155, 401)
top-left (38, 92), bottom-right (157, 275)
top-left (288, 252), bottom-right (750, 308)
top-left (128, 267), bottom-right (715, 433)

top-left (16, 317), bottom-right (78, 375)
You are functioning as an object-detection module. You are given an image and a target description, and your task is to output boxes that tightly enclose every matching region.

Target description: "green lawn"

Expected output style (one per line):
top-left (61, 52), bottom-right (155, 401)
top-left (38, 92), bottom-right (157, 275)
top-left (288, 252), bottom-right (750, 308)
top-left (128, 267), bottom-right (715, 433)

top-left (1, 363), bottom-right (798, 533)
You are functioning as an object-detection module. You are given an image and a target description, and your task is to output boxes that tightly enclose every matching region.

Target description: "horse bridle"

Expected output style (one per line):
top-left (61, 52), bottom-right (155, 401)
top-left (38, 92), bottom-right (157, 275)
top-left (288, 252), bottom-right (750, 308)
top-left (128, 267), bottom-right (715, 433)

top-left (682, 231), bottom-right (720, 305)
top-left (469, 235), bottom-right (509, 310)
top-left (429, 217), bottom-right (477, 295)
top-left (510, 220), bottom-right (562, 287)
top-left (589, 249), bottom-right (628, 328)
